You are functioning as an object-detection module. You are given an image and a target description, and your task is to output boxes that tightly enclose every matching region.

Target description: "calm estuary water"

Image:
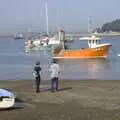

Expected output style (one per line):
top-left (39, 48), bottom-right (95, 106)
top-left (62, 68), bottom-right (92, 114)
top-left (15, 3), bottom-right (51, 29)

top-left (0, 36), bottom-right (120, 80)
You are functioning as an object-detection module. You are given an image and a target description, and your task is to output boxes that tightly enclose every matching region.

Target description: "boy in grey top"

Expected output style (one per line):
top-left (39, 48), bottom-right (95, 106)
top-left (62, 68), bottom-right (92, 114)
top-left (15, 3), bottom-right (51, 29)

top-left (50, 59), bottom-right (60, 92)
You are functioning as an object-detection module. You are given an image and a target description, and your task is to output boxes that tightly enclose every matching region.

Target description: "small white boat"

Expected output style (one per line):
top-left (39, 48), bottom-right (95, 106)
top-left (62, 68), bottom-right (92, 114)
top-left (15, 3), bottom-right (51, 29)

top-left (13, 33), bottom-right (24, 39)
top-left (0, 89), bottom-right (15, 109)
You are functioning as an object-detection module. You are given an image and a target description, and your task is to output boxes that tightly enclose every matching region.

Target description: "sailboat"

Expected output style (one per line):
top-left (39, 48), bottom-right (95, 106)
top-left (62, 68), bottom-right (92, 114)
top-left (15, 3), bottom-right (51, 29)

top-left (24, 0), bottom-right (60, 52)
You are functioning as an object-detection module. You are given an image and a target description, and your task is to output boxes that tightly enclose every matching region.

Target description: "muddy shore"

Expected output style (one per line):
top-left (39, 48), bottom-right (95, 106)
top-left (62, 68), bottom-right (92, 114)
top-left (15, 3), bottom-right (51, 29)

top-left (0, 80), bottom-right (120, 120)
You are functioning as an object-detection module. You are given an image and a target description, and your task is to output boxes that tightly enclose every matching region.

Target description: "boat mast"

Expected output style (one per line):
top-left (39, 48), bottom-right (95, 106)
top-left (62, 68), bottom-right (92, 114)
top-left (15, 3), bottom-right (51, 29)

top-left (88, 16), bottom-right (92, 47)
top-left (45, 0), bottom-right (49, 35)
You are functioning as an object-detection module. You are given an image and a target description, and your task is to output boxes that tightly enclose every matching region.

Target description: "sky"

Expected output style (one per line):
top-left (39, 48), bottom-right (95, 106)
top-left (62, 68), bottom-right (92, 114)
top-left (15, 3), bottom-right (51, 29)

top-left (0, 0), bottom-right (120, 35)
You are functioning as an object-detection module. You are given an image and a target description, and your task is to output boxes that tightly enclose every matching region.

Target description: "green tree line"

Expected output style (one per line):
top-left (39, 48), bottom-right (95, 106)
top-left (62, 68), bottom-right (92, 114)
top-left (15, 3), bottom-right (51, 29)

top-left (94, 19), bottom-right (120, 32)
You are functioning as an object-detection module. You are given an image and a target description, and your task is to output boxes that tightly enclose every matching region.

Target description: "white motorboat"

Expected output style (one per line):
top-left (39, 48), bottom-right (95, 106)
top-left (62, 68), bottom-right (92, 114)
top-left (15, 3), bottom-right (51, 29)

top-left (13, 33), bottom-right (24, 39)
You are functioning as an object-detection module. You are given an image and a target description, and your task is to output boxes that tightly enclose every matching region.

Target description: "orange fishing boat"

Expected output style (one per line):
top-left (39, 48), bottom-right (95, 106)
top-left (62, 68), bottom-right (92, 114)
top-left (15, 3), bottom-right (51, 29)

top-left (52, 31), bottom-right (112, 59)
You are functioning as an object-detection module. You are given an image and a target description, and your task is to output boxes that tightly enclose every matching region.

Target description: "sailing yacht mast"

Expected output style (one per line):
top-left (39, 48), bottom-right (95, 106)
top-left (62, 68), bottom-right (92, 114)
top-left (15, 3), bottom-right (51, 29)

top-left (45, 0), bottom-right (49, 35)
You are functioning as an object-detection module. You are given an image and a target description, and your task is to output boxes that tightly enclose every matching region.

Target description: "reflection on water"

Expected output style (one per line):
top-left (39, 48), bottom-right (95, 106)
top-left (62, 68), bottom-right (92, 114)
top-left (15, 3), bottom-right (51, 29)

top-left (58, 59), bottom-right (112, 80)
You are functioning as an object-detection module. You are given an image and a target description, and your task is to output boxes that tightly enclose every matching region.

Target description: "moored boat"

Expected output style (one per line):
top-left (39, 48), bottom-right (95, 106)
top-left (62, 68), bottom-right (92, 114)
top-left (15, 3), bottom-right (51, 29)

top-left (13, 33), bottom-right (24, 39)
top-left (52, 31), bottom-right (112, 59)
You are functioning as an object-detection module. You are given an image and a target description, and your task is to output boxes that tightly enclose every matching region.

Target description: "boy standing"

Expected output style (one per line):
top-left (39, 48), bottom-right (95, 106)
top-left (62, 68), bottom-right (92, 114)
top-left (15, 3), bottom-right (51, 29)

top-left (33, 61), bottom-right (41, 93)
top-left (50, 59), bottom-right (60, 92)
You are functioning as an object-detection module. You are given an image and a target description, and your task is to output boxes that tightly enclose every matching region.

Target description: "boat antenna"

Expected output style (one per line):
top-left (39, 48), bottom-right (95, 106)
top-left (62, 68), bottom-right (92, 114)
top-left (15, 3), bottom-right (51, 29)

top-left (45, 0), bottom-right (49, 35)
top-left (88, 16), bottom-right (92, 34)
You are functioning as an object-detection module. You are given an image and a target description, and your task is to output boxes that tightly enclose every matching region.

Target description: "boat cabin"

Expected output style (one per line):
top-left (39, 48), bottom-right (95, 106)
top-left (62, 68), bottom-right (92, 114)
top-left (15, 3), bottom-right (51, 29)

top-left (88, 35), bottom-right (101, 48)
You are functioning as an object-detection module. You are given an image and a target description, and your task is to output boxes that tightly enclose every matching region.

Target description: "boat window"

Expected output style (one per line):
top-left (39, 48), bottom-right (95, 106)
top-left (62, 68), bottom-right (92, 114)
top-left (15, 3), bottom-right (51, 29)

top-left (96, 40), bottom-right (98, 44)
top-left (99, 40), bottom-right (100, 44)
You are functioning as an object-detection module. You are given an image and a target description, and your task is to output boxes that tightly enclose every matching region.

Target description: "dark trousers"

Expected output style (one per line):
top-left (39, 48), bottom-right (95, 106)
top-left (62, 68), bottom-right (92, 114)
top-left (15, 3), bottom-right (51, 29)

top-left (51, 77), bottom-right (58, 92)
top-left (35, 76), bottom-right (41, 92)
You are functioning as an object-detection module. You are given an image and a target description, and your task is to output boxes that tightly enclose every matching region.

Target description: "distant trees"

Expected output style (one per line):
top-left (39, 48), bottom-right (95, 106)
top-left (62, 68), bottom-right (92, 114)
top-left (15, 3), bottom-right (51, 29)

top-left (101, 19), bottom-right (120, 32)
top-left (93, 19), bottom-right (120, 33)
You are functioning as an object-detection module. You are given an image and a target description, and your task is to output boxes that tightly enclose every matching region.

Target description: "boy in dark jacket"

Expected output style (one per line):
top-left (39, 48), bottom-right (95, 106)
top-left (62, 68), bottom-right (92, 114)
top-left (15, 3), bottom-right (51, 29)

top-left (33, 61), bottom-right (41, 93)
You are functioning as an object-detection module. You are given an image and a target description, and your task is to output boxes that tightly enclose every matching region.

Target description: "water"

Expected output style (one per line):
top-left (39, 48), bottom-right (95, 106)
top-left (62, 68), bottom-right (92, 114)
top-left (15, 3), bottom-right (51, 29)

top-left (0, 36), bottom-right (120, 80)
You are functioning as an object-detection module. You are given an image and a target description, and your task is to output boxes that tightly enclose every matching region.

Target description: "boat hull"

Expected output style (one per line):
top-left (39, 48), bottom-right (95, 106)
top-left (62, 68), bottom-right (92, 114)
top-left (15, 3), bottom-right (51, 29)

top-left (52, 45), bottom-right (111, 59)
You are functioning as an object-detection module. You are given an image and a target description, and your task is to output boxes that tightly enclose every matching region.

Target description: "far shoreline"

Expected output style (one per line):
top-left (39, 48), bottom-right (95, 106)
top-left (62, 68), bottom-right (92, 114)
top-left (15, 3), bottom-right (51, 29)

top-left (1, 32), bottom-right (120, 38)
